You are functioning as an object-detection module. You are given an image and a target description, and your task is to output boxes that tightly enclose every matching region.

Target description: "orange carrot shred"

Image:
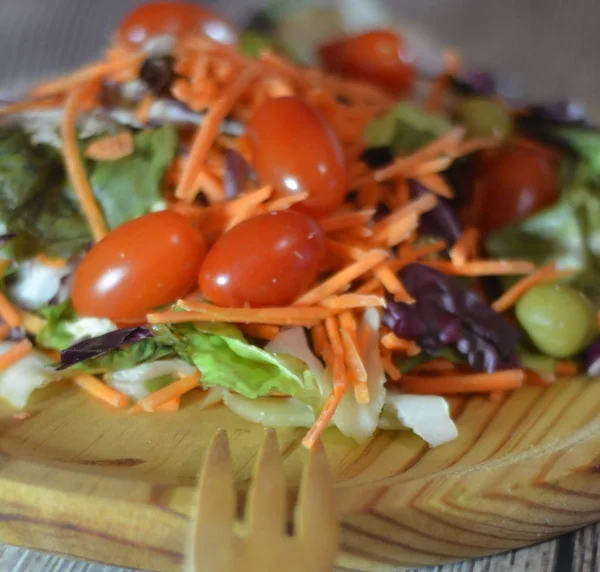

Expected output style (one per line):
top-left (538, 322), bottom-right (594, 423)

top-left (381, 350), bottom-right (401, 380)
top-left (84, 130), bottom-right (134, 161)
top-left (60, 83), bottom-right (107, 241)
top-left (492, 263), bottom-right (575, 312)
top-left (0, 340), bottom-right (33, 371)
top-left (311, 323), bottom-right (329, 361)
top-left (0, 324), bottom-right (10, 340)
top-left (295, 250), bottom-right (389, 306)
top-left (239, 324), bottom-right (281, 340)
top-left (401, 369), bottom-right (525, 394)
top-left (0, 292), bottom-right (22, 328)
top-left (175, 65), bottom-right (258, 201)
top-left (130, 372), bottom-right (200, 413)
top-left (154, 397), bottom-right (181, 412)
top-left (320, 294), bottom-right (385, 310)
top-left (325, 316), bottom-right (347, 389)
top-left (302, 385), bottom-right (347, 449)
top-left (555, 361), bottom-right (579, 377)
top-left (73, 374), bottom-right (129, 408)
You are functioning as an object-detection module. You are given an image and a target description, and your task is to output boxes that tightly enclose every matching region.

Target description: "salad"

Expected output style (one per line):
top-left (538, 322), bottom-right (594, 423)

top-left (0, 0), bottom-right (598, 450)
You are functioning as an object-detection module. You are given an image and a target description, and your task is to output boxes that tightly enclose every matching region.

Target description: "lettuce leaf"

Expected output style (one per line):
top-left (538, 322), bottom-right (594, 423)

top-left (153, 322), bottom-right (316, 399)
top-left (0, 129), bottom-right (91, 260)
top-left (87, 125), bottom-right (178, 229)
top-left (364, 103), bottom-right (453, 156)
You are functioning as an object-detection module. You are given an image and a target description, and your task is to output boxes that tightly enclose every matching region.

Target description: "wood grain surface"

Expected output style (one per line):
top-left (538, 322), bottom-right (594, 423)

top-left (0, 1), bottom-right (599, 572)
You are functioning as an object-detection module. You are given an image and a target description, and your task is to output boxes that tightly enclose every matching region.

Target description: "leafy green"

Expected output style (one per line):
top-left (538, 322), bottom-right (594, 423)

top-left (364, 103), bottom-right (453, 156)
top-left (486, 157), bottom-right (600, 303)
top-left (0, 129), bottom-right (91, 260)
top-left (37, 300), bottom-right (77, 350)
top-left (395, 347), bottom-right (463, 374)
top-left (38, 302), bottom-right (313, 396)
top-left (153, 322), bottom-right (315, 399)
top-left (87, 125), bottom-right (178, 229)
top-left (36, 301), bottom-right (173, 373)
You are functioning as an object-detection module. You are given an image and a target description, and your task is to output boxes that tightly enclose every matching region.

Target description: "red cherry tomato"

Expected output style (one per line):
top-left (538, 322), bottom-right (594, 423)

top-left (72, 211), bottom-right (206, 324)
top-left (199, 211), bottom-right (326, 307)
top-left (247, 96), bottom-right (347, 219)
top-left (318, 30), bottom-right (416, 97)
top-left (474, 146), bottom-right (559, 235)
top-left (116, 2), bottom-right (236, 48)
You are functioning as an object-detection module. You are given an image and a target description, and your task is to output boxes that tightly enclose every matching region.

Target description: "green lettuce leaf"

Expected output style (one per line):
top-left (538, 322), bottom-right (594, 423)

top-left (153, 322), bottom-right (315, 399)
top-left (0, 129), bottom-right (91, 260)
top-left (486, 157), bottom-right (600, 303)
top-left (36, 301), bottom-right (173, 372)
top-left (37, 300), bottom-right (76, 350)
top-left (38, 302), bottom-right (314, 396)
top-left (364, 102), bottom-right (453, 156)
top-left (88, 125), bottom-right (178, 229)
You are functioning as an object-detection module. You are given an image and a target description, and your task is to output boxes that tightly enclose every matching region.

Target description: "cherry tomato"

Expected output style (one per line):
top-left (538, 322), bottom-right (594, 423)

top-left (72, 211), bottom-right (206, 324)
top-left (318, 30), bottom-right (416, 96)
top-left (247, 96), bottom-right (347, 218)
top-left (474, 146), bottom-right (558, 235)
top-left (116, 2), bottom-right (236, 48)
top-left (199, 211), bottom-right (326, 307)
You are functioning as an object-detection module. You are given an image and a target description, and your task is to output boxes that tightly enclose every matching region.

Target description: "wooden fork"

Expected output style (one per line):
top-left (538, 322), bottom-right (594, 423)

top-left (186, 429), bottom-right (339, 572)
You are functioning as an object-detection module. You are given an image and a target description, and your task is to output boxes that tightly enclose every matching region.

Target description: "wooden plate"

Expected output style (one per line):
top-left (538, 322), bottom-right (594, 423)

top-left (0, 375), bottom-right (598, 571)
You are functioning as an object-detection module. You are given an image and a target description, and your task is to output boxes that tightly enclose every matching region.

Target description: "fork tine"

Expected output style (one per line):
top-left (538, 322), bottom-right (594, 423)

top-left (186, 429), bottom-right (236, 572)
top-left (245, 428), bottom-right (287, 537)
top-left (294, 440), bottom-right (339, 570)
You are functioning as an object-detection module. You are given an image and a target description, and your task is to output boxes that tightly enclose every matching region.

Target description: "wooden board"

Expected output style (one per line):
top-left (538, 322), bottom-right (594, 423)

top-left (0, 376), bottom-right (597, 572)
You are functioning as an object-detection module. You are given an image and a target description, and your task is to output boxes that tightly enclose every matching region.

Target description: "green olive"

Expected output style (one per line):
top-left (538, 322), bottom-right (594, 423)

top-left (515, 283), bottom-right (596, 358)
top-left (456, 97), bottom-right (513, 142)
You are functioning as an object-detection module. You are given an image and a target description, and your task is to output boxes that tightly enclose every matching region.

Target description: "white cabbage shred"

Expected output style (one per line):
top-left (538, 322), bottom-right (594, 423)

top-left (105, 359), bottom-right (196, 401)
top-left (8, 259), bottom-right (71, 309)
top-left (0, 342), bottom-right (59, 408)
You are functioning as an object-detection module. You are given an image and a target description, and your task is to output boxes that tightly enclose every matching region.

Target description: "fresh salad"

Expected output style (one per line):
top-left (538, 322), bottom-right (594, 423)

top-left (0, 0), bottom-right (599, 449)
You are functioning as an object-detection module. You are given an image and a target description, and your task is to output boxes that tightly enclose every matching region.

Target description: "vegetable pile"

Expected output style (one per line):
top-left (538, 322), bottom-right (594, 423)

top-left (0, 0), bottom-right (598, 449)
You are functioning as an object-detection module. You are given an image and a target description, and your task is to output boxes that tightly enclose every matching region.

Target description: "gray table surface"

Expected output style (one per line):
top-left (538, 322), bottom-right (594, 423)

top-left (0, 0), bottom-right (599, 570)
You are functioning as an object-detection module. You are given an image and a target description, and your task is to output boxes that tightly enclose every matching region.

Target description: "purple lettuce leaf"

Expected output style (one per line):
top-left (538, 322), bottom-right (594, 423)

top-left (223, 149), bottom-right (255, 199)
top-left (451, 70), bottom-right (497, 97)
top-left (584, 336), bottom-right (600, 377)
top-left (57, 327), bottom-right (153, 370)
top-left (410, 180), bottom-right (462, 244)
top-left (383, 263), bottom-right (520, 373)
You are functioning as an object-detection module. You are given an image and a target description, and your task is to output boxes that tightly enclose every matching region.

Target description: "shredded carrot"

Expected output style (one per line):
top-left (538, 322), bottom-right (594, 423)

top-left (449, 228), bottom-right (479, 266)
top-left (239, 324), bottom-right (281, 340)
top-left (85, 130), bottom-right (134, 161)
top-left (194, 166), bottom-right (225, 204)
top-left (425, 259), bottom-right (536, 276)
top-left (320, 294), bottom-right (385, 310)
top-left (265, 191), bottom-right (310, 211)
top-left (400, 369), bottom-right (525, 394)
top-left (373, 128), bottom-right (464, 183)
top-left (302, 385), bottom-right (347, 448)
top-left (152, 302), bottom-right (338, 326)
top-left (555, 361), bottom-right (579, 377)
top-left (0, 292), bottom-right (22, 328)
top-left (324, 316), bottom-right (347, 389)
top-left (30, 52), bottom-right (145, 97)
top-left (372, 193), bottom-right (438, 235)
top-left (60, 83), bottom-right (107, 240)
top-left (372, 211), bottom-right (419, 247)
top-left (175, 65), bottom-right (258, 200)
top-left (311, 323), bottom-right (329, 361)
top-left (492, 263), bottom-right (575, 312)
top-left (73, 374), bottom-right (129, 408)
top-left (38, 254), bottom-right (67, 268)
top-left (153, 397), bottom-right (181, 412)
top-left (20, 312), bottom-right (45, 335)
top-left (340, 329), bottom-right (369, 401)
top-left (319, 210), bottom-right (375, 233)
top-left (295, 250), bottom-right (389, 306)
top-left (413, 359), bottom-right (456, 373)
top-left (381, 350), bottom-right (401, 380)
top-left (0, 324), bottom-right (10, 340)
top-left (130, 372), bottom-right (200, 413)
top-left (415, 173), bottom-right (454, 199)
top-left (0, 340), bottom-right (33, 371)
top-left (380, 332), bottom-right (412, 352)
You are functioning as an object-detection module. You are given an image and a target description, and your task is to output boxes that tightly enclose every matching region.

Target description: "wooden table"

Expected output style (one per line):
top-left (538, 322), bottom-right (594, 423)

top-left (0, 524), bottom-right (598, 572)
top-left (0, 0), bottom-right (598, 571)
